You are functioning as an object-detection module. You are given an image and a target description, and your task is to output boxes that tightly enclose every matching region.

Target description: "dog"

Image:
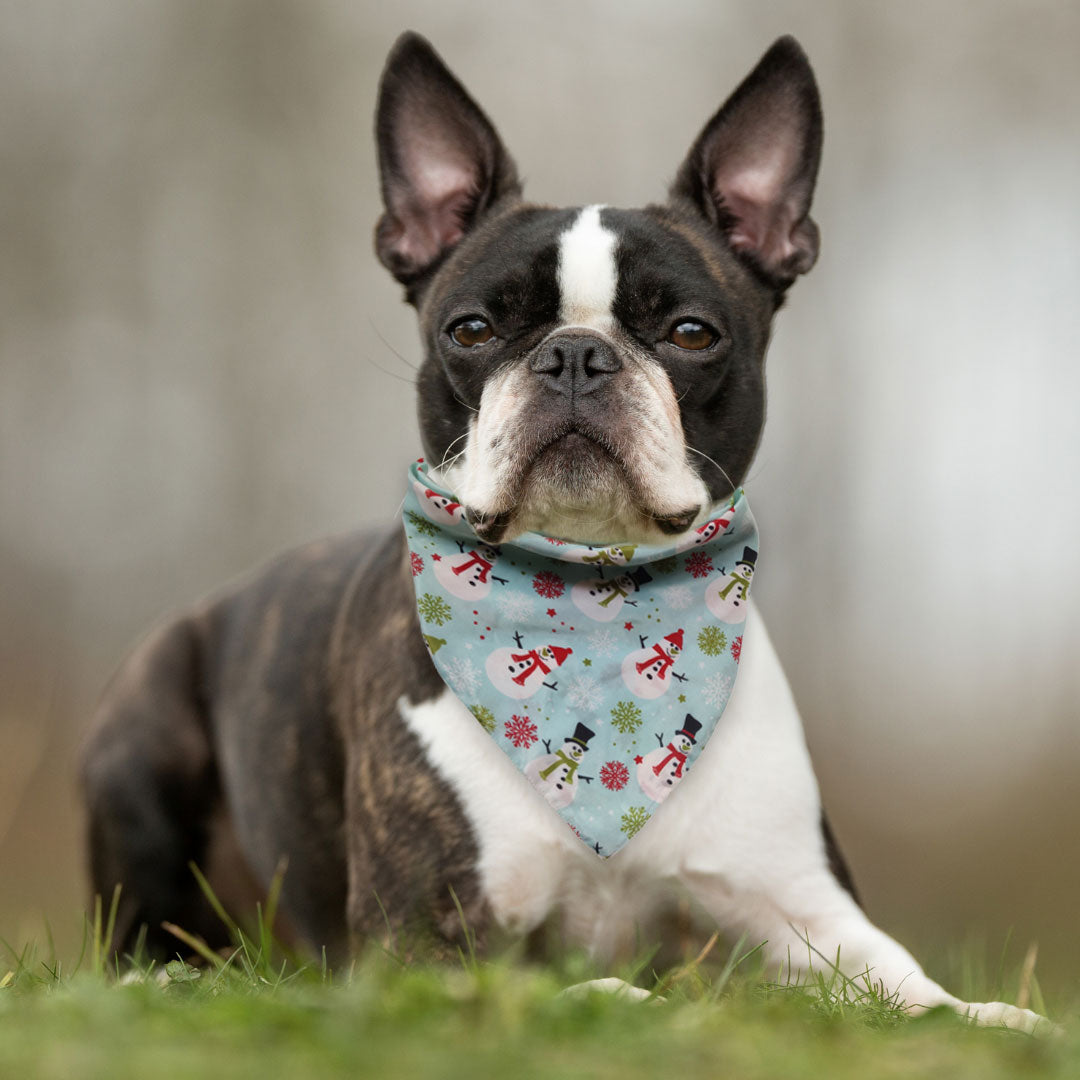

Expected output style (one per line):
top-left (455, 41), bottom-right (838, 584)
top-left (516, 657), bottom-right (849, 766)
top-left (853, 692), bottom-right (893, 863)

top-left (81, 31), bottom-right (1048, 1032)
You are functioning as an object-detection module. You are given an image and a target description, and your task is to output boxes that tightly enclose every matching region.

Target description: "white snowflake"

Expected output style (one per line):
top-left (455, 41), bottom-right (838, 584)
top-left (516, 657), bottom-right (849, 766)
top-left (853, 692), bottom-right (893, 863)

top-left (702, 672), bottom-right (733, 708)
top-left (665, 585), bottom-right (694, 611)
top-left (496, 590), bottom-right (535, 622)
top-left (588, 629), bottom-right (619, 658)
top-left (442, 656), bottom-right (480, 696)
top-left (565, 674), bottom-right (604, 711)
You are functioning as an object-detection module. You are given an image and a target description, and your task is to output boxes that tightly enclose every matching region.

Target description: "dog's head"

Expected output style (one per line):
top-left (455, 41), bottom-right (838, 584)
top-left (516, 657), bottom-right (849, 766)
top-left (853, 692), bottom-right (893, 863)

top-left (375, 33), bottom-right (821, 544)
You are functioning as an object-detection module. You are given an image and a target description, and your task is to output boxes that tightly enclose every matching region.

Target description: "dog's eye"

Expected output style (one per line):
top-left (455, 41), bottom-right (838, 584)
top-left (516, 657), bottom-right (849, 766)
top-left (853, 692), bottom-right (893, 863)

top-left (668, 320), bottom-right (717, 351)
top-left (449, 317), bottom-right (494, 347)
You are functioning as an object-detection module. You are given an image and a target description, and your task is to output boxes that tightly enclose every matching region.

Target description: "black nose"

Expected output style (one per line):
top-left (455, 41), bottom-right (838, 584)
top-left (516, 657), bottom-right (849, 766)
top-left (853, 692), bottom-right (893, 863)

top-left (529, 334), bottom-right (622, 397)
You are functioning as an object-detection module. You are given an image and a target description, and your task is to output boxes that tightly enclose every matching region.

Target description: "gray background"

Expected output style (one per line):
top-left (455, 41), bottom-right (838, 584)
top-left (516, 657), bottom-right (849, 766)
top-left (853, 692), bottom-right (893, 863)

top-left (2, 0), bottom-right (1078, 991)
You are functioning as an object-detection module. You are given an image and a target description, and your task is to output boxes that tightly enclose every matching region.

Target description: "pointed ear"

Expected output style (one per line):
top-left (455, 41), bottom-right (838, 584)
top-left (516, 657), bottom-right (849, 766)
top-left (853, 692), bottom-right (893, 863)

top-left (374, 32), bottom-right (521, 286)
top-left (670, 36), bottom-right (823, 289)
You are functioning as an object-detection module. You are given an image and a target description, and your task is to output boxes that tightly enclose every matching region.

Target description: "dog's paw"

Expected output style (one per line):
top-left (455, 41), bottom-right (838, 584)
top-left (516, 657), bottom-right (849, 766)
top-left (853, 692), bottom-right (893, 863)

top-left (956, 1000), bottom-right (1061, 1036)
top-left (558, 977), bottom-right (657, 1003)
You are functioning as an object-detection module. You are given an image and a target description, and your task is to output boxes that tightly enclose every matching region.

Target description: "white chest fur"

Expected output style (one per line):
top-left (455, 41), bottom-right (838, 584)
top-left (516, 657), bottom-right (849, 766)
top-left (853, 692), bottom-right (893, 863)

top-left (398, 602), bottom-right (825, 957)
top-left (398, 604), bottom-right (1054, 1032)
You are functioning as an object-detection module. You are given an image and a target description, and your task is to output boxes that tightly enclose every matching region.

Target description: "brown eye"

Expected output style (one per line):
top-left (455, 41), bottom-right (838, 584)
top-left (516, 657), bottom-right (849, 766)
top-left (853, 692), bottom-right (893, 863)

top-left (450, 317), bottom-right (494, 347)
top-left (668, 320), bottom-right (717, 351)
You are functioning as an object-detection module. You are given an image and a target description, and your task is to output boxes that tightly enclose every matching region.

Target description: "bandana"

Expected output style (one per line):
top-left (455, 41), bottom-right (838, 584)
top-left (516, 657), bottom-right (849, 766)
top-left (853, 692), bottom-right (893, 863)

top-left (402, 460), bottom-right (759, 857)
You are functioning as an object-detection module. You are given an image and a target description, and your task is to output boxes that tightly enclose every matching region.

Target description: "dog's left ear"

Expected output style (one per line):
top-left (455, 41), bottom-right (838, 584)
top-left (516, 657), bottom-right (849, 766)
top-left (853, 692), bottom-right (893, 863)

top-left (670, 36), bottom-right (822, 290)
top-left (375, 32), bottom-right (521, 287)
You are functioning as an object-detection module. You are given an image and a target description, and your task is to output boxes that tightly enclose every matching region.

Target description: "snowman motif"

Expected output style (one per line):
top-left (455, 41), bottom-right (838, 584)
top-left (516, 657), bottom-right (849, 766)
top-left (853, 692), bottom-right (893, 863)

top-left (636, 715), bottom-right (702, 803)
top-left (485, 635), bottom-right (573, 700)
top-left (411, 479), bottom-right (466, 526)
top-left (620, 629), bottom-right (685, 699)
top-left (674, 506), bottom-right (737, 553)
top-left (433, 542), bottom-right (505, 600)
top-left (704, 546), bottom-right (757, 624)
top-left (423, 633), bottom-right (447, 656)
top-left (524, 722), bottom-right (595, 809)
top-left (571, 567), bottom-right (653, 622)
top-left (564, 544), bottom-right (637, 568)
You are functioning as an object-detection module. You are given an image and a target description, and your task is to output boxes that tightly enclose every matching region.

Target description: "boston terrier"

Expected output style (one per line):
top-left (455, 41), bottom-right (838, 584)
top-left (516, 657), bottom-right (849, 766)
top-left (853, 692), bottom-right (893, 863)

top-left (80, 32), bottom-right (1048, 1032)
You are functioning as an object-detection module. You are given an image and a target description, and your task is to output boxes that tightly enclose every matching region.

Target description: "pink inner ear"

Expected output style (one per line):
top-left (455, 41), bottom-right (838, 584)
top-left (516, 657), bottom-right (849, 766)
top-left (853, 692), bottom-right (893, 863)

top-left (709, 114), bottom-right (807, 269)
top-left (389, 121), bottom-right (480, 269)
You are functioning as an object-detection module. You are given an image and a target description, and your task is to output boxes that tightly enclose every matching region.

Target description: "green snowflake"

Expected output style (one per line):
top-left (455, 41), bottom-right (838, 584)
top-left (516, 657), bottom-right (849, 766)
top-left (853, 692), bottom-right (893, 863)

top-left (470, 704), bottom-right (496, 733)
top-left (697, 626), bottom-right (728, 656)
top-left (653, 556), bottom-right (678, 575)
top-left (610, 700), bottom-right (643, 734)
top-left (620, 805), bottom-right (650, 839)
top-left (417, 592), bottom-right (452, 626)
top-left (406, 510), bottom-right (438, 538)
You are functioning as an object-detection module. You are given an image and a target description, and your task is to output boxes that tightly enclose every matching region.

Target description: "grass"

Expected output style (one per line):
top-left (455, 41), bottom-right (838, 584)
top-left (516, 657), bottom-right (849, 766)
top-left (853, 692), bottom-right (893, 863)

top-left (1, 885), bottom-right (1078, 1080)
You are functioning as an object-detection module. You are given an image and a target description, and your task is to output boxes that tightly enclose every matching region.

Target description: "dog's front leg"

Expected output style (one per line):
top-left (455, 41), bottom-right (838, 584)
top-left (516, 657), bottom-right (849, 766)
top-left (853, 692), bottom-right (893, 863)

top-left (632, 603), bottom-right (1052, 1033)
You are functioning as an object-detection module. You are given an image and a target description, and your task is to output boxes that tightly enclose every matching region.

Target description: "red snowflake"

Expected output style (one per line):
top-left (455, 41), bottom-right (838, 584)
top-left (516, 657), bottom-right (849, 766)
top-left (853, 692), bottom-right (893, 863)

top-left (504, 714), bottom-right (538, 748)
top-left (624, 621), bottom-right (633, 630)
top-left (731, 635), bottom-right (743, 663)
top-left (547, 608), bottom-right (556, 617)
top-left (684, 551), bottom-right (714, 579)
top-left (546, 537), bottom-right (567, 545)
top-left (409, 551), bottom-right (424, 577)
top-left (599, 760), bottom-right (630, 791)
top-left (532, 570), bottom-right (565, 599)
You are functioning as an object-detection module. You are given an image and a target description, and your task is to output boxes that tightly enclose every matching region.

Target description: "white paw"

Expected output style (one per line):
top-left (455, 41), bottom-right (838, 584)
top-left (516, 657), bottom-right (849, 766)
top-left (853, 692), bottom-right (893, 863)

top-left (559, 977), bottom-right (656, 1002)
top-left (957, 1000), bottom-right (1060, 1036)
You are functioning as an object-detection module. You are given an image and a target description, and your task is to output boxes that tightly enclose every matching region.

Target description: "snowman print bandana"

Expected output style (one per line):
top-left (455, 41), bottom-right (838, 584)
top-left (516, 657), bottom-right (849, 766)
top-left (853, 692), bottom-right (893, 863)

top-left (403, 460), bottom-right (759, 857)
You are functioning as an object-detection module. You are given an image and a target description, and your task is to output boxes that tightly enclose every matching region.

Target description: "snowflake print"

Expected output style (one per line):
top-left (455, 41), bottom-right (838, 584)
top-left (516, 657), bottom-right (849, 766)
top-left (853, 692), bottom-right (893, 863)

top-left (600, 761), bottom-right (630, 791)
top-left (731, 635), bottom-right (743, 663)
top-left (409, 551), bottom-right (424, 577)
top-left (532, 570), bottom-right (566, 599)
top-left (703, 672), bottom-right (733, 708)
top-left (697, 626), bottom-right (728, 657)
top-left (665, 585), bottom-right (694, 611)
top-left (684, 551), bottom-right (714, 579)
top-left (504, 714), bottom-right (538, 748)
top-left (496, 590), bottom-right (535, 622)
top-left (588, 630), bottom-right (618, 658)
top-left (417, 592), bottom-right (452, 626)
top-left (545, 537), bottom-right (567, 545)
top-left (406, 510), bottom-right (438, 538)
top-left (620, 805), bottom-right (650, 839)
top-left (565, 675), bottom-right (603, 711)
top-left (610, 700), bottom-right (643, 734)
top-left (470, 704), bottom-right (496, 733)
top-left (443, 656), bottom-right (480, 696)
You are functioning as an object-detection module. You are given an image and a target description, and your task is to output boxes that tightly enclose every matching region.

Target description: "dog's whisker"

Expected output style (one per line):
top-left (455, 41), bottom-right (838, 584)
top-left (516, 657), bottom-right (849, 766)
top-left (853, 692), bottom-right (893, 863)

top-left (361, 351), bottom-right (417, 386)
top-left (436, 432), bottom-right (470, 474)
top-left (368, 318), bottom-right (420, 372)
top-left (686, 443), bottom-right (737, 495)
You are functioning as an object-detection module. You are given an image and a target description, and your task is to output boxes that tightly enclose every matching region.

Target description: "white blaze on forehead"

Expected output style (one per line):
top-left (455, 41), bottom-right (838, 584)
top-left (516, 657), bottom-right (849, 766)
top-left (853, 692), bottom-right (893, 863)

top-left (557, 205), bottom-right (618, 330)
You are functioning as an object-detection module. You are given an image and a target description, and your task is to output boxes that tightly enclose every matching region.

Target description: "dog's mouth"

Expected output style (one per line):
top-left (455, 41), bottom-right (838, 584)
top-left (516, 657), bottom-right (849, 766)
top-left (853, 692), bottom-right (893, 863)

top-left (464, 422), bottom-right (699, 543)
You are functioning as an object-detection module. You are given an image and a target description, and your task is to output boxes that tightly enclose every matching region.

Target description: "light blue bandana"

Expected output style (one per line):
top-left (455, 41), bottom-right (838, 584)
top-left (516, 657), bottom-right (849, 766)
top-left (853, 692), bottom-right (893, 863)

top-left (403, 459), bottom-right (759, 857)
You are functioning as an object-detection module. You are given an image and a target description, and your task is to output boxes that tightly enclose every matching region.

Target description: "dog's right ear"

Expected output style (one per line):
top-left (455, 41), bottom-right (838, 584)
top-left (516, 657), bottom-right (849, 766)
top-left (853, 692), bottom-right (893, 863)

top-left (375, 32), bottom-right (521, 287)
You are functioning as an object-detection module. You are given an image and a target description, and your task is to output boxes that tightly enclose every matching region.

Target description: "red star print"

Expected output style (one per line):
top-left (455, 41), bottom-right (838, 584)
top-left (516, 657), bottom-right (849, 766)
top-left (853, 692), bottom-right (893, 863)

top-left (634, 755), bottom-right (643, 765)
top-left (624, 621), bottom-right (633, 631)
top-left (431, 553), bottom-right (442, 561)
top-left (547, 608), bottom-right (556, 617)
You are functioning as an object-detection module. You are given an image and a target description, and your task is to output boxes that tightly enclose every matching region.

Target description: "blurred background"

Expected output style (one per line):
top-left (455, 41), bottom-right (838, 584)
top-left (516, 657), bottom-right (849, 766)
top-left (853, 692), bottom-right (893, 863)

top-left (2, 0), bottom-right (1078, 993)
